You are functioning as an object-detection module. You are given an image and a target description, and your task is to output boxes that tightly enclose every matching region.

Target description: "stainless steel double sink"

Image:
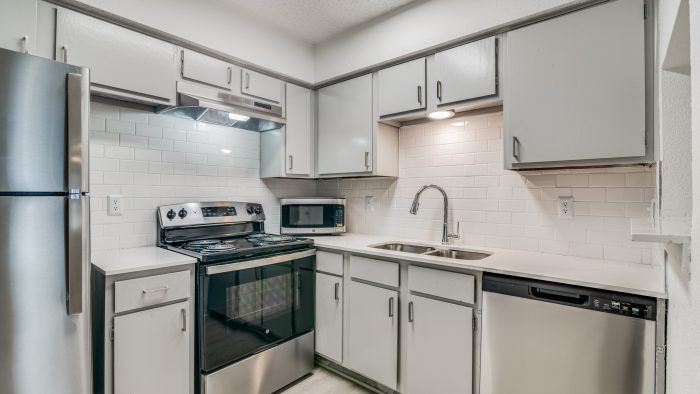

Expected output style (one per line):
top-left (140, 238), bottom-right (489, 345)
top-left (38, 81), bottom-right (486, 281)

top-left (370, 242), bottom-right (491, 261)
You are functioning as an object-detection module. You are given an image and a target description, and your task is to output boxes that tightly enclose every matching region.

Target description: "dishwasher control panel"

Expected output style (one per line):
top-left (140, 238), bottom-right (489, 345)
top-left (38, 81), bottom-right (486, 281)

top-left (591, 297), bottom-right (654, 319)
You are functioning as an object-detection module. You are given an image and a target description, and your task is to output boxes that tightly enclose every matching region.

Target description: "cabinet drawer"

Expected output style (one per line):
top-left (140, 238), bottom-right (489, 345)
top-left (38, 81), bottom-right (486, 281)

top-left (408, 266), bottom-right (474, 304)
top-left (350, 256), bottom-right (399, 287)
top-left (317, 251), bottom-right (343, 276)
top-left (115, 270), bottom-right (190, 314)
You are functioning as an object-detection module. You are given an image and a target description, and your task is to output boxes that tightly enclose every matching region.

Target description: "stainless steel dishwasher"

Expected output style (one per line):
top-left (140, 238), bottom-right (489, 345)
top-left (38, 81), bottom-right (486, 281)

top-left (480, 274), bottom-right (657, 394)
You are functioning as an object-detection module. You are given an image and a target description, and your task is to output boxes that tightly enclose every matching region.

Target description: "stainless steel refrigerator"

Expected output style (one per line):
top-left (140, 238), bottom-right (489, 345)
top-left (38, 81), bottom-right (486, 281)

top-left (0, 48), bottom-right (91, 393)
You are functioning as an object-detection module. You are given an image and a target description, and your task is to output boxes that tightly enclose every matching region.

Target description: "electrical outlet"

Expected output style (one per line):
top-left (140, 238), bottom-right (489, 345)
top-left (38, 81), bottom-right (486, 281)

top-left (558, 196), bottom-right (574, 219)
top-left (365, 196), bottom-right (375, 212)
top-left (107, 194), bottom-right (123, 216)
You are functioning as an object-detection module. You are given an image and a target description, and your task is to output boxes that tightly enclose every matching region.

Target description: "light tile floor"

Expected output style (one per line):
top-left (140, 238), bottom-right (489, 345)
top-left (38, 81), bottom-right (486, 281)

top-left (280, 367), bottom-right (373, 394)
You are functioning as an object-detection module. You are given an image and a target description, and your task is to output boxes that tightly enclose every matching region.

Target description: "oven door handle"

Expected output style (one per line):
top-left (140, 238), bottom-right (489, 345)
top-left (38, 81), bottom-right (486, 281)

top-left (205, 249), bottom-right (316, 275)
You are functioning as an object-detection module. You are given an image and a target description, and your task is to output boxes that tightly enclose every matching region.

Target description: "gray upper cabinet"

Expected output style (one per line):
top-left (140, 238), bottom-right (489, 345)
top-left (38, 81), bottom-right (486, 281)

top-left (181, 49), bottom-right (240, 91)
top-left (241, 68), bottom-right (284, 104)
top-left (428, 36), bottom-right (497, 109)
top-left (286, 84), bottom-right (313, 176)
top-left (377, 58), bottom-right (426, 117)
top-left (0, 0), bottom-right (36, 54)
top-left (318, 74), bottom-right (374, 175)
top-left (55, 9), bottom-right (177, 105)
top-left (504, 0), bottom-right (649, 169)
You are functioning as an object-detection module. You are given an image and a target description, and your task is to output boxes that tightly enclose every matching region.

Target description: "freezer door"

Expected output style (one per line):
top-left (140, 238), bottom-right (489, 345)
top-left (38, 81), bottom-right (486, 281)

top-left (0, 196), bottom-right (91, 394)
top-left (480, 291), bottom-right (656, 394)
top-left (0, 49), bottom-right (89, 192)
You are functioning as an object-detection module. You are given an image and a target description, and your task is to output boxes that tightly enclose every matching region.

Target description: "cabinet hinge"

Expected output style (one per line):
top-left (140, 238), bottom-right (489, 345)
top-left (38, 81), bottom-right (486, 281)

top-left (109, 325), bottom-right (114, 342)
top-left (643, 4), bottom-right (648, 19)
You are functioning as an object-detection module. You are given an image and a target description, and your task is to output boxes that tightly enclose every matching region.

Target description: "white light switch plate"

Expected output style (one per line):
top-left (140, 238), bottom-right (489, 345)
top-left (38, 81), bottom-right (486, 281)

top-left (108, 194), bottom-right (123, 216)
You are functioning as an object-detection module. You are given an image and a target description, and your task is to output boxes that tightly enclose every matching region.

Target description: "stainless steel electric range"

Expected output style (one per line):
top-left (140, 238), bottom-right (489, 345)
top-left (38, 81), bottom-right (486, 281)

top-left (157, 201), bottom-right (315, 394)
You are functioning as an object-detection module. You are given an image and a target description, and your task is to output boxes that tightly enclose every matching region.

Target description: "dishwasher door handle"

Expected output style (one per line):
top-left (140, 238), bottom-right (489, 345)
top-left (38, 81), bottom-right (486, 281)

top-left (530, 287), bottom-right (589, 305)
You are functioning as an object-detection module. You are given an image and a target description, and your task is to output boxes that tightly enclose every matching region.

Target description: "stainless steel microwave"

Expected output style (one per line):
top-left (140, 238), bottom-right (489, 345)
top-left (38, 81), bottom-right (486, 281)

top-left (280, 198), bottom-right (346, 235)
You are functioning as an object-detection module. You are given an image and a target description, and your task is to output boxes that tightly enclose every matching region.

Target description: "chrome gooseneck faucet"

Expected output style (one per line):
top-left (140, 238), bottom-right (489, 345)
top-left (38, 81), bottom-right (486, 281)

top-left (409, 184), bottom-right (459, 245)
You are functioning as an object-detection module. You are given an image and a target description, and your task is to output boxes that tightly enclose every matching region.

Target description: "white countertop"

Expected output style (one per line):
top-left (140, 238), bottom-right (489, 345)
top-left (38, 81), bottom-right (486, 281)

top-left (92, 247), bottom-right (196, 276)
top-left (310, 233), bottom-right (667, 298)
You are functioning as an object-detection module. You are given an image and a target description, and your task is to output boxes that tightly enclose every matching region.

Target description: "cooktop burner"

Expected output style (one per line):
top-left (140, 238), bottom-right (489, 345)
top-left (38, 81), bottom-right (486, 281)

top-left (174, 232), bottom-right (312, 262)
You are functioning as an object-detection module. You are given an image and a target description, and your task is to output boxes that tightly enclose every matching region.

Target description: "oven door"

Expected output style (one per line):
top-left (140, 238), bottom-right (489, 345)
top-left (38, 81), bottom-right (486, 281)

top-left (200, 249), bottom-right (315, 373)
top-left (280, 202), bottom-right (345, 234)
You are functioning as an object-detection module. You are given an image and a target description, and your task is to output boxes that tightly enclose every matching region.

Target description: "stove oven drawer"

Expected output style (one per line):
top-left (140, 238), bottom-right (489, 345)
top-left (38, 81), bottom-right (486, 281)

top-left (115, 270), bottom-right (191, 314)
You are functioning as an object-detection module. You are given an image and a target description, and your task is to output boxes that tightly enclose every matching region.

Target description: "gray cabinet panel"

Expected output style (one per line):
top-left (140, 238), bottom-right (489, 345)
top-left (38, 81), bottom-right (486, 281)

top-left (378, 58), bottom-right (426, 116)
top-left (286, 84), bottom-right (313, 175)
top-left (241, 68), bottom-right (283, 104)
top-left (431, 36), bottom-right (497, 107)
top-left (504, 0), bottom-right (646, 167)
top-left (0, 0), bottom-right (36, 54)
top-left (181, 49), bottom-right (239, 91)
top-left (318, 74), bottom-right (374, 175)
top-left (315, 272), bottom-right (343, 363)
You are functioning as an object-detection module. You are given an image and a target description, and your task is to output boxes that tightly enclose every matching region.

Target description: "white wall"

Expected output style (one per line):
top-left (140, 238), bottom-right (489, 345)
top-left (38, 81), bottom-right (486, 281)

top-left (88, 101), bottom-right (315, 251)
top-left (318, 111), bottom-right (656, 264)
top-left (314, 0), bottom-right (579, 82)
top-left (73, 0), bottom-right (316, 83)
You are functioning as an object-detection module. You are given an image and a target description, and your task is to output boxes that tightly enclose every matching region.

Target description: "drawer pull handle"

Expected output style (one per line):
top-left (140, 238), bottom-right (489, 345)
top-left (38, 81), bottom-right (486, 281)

top-left (142, 286), bottom-right (169, 294)
top-left (408, 301), bottom-right (414, 322)
top-left (181, 308), bottom-right (187, 332)
top-left (389, 297), bottom-right (395, 317)
top-left (417, 85), bottom-right (422, 106)
top-left (334, 283), bottom-right (340, 301)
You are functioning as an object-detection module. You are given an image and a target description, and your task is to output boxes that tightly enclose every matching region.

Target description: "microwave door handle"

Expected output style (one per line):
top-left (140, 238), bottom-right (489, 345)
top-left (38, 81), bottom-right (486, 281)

top-left (205, 249), bottom-right (316, 275)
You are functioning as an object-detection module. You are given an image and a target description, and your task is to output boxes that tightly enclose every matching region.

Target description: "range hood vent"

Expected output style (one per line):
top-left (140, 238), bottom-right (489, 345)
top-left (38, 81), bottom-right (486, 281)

top-left (159, 89), bottom-right (285, 132)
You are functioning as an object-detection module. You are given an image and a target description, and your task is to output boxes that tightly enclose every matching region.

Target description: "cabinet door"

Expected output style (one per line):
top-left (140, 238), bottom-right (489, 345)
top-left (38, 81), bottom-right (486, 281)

top-left (432, 36), bottom-right (497, 106)
top-left (406, 295), bottom-right (473, 394)
top-left (347, 281), bottom-right (398, 390)
top-left (504, 0), bottom-right (646, 166)
top-left (114, 301), bottom-right (190, 394)
top-left (56, 9), bottom-right (176, 104)
top-left (318, 74), bottom-right (373, 175)
top-left (315, 272), bottom-right (343, 363)
top-left (0, 0), bottom-right (36, 54)
top-left (286, 84), bottom-right (313, 175)
top-left (241, 68), bottom-right (283, 103)
top-left (181, 49), bottom-right (239, 90)
top-left (378, 58), bottom-right (426, 116)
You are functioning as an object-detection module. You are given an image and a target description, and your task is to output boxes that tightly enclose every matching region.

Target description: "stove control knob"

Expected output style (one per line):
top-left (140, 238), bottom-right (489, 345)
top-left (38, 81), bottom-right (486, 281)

top-left (178, 208), bottom-right (188, 219)
top-left (166, 209), bottom-right (176, 220)
top-left (254, 207), bottom-right (263, 215)
top-left (246, 206), bottom-right (255, 215)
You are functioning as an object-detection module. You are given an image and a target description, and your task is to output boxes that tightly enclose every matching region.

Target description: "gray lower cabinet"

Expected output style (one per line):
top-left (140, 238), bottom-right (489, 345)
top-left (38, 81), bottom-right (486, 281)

top-left (114, 301), bottom-right (190, 394)
top-left (504, 0), bottom-right (650, 169)
top-left (406, 295), bottom-right (473, 394)
top-left (0, 0), bottom-right (36, 54)
top-left (347, 280), bottom-right (399, 390)
top-left (55, 8), bottom-right (177, 105)
top-left (315, 272), bottom-right (343, 363)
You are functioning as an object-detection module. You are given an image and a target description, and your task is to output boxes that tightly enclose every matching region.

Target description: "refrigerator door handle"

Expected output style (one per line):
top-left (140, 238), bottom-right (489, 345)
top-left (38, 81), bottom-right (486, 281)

top-left (66, 194), bottom-right (89, 315)
top-left (66, 71), bottom-right (90, 193)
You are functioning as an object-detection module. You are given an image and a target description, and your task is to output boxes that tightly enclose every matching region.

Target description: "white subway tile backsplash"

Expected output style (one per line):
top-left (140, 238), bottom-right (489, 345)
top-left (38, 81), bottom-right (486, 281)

top-left (318, 111), bottom-right (655, 264)
top-left (89, 102), bottom-right (313, 253)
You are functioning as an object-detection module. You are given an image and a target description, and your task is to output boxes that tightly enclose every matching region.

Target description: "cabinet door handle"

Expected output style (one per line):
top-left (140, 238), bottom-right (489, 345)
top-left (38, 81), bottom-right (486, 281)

top-left (437, 80), bottom-right (442, 102)
top-left (334, 283), bottom-right (340, 301)
top-left (512, 136), bottom-right (520, 161)
top-left (227, 67), bottom-right (233, 85)
top-left (389, 297), bottom-right (395, 317)
top-left (417, 85), bottom-right (422, 106)
top-left (408, 301), bottom-right (414, 322)
top-left (62, 45), bottom-right (68, 63)
top-left (142, 286), bottom-right (169, 294)
top-left (245, 72), bottom-right (250, 89)
top-left (364, 151), bottom-right (370, 170)
top-left (289, 155), bottom-right (293, 170)
top-left (21, 36), bottom-right (29, 54)
top-left (181, 308), bottom-right (187, 332)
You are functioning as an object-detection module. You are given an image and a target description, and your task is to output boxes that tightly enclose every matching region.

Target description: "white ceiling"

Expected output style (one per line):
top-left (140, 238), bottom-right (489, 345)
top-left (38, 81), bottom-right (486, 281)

top-left (213, 0), bottom-right (419, 44)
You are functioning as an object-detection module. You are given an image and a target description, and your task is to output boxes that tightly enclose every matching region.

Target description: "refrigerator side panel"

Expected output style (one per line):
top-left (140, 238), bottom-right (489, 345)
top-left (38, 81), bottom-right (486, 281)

top-left (0, 48), bottom-right (81, 192)
top-left (0, 196), bottom-right (91, 394)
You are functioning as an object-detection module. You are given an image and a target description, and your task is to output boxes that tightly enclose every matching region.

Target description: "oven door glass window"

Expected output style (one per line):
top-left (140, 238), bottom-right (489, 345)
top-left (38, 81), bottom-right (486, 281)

top-left (201, 255), bottom-right (314, 372)
top-left (281, 204), bottom-right (343, 228)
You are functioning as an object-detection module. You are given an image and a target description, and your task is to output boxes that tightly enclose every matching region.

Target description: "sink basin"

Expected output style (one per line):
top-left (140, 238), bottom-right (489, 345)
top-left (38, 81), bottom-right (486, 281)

top-left (425, 249), bottom-right (491, 260)
top-left (371, 243), bottom-right (436, 254)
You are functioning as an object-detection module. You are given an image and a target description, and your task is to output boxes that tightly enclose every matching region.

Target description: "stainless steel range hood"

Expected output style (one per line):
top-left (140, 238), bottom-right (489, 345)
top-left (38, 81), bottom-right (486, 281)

top-left (159, 82), bottom-right (285, 132)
